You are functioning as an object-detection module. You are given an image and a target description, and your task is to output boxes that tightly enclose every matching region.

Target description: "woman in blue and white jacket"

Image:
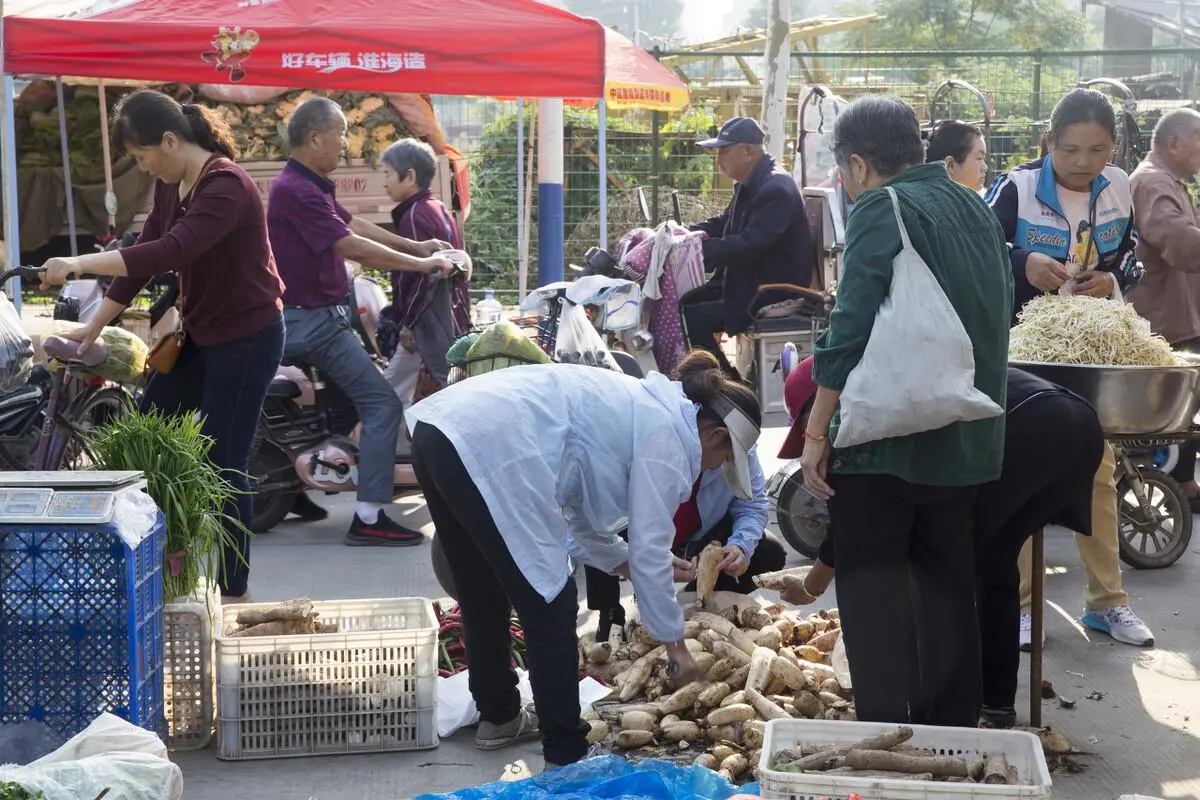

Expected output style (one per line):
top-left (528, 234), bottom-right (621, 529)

top-left (985, 88), bottom-right (1154, 651)
top-left (986, 89), bottom-right (1141, 314)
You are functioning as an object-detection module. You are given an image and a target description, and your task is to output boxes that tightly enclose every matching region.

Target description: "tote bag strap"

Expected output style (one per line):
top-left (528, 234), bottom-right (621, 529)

top-left (884, 186), bottom-right (915, 253)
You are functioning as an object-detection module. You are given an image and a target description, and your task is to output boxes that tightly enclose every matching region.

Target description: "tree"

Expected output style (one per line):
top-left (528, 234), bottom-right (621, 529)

top-left (565, 0), bottom-right (683, 43)
top-left (742, 0), bottom-right (769, 29)
top-left (863, 0), bottom-right (1094, 51)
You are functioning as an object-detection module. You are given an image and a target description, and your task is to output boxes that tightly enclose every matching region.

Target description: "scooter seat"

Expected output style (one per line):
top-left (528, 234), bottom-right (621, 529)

top-left (267, 378), bottom-right (302, 400)
top-left (41, 335), bottom-right (108, 368)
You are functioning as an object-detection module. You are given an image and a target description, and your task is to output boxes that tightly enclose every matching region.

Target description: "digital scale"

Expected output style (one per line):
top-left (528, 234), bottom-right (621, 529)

top-left (0, 471), bottom-right (147, 525)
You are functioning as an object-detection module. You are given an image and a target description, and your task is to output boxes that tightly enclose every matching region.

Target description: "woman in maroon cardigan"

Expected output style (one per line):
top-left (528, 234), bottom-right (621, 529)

top-left (40, 89), bottom-right (285, 601)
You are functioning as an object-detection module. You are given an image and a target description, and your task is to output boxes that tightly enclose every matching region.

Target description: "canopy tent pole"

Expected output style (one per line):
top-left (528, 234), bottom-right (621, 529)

top-left (516, 99), bottom-right (526, 302)
top-left (521, 104), bottom-right (538, 303)
top-left (97, 80), bottom-right (116, 235)
top-left (1, 73), bottom-right (18, 314)
top-left (537, 98), bottom-right (564, 286)
top-left (598, 99), bottom-right (608, 250)
top-left (0, 0), bottom-right (22, 313)
top-left (55, 77), bottom-right (78, 255)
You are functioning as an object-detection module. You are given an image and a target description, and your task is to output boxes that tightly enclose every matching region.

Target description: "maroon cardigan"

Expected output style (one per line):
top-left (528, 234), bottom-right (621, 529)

top-left (108, 158), bottom-right (284, 346)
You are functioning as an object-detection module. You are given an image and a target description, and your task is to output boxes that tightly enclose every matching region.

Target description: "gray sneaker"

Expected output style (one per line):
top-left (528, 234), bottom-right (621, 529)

top-left (476, 706), bottom-right (540, 751)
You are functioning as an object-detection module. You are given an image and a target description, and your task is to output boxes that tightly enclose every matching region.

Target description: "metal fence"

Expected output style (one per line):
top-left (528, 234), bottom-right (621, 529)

top-left (436, 47), bottom-right (1200, 300)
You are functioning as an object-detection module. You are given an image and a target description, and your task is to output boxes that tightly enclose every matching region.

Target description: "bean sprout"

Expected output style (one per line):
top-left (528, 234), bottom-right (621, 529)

top-left (1009, 294), bottom-right (1181, 367)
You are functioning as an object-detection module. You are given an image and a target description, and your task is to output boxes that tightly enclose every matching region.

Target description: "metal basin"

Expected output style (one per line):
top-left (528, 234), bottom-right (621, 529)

top-left (1010, 356), bottom-right (1200, 435)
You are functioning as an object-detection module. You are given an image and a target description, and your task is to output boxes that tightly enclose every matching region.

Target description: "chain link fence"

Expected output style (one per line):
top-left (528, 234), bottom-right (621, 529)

top-left (438, 48), bottom-right (1200, 300)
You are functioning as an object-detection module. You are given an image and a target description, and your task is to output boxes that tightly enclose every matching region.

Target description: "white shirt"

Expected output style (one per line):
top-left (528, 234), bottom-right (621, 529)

top-left (406, 364), bottom-right (700, 643)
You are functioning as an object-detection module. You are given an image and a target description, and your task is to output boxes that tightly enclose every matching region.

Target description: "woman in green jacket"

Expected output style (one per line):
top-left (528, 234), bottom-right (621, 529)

top-left (798, 96), bottom-right (1014, 728)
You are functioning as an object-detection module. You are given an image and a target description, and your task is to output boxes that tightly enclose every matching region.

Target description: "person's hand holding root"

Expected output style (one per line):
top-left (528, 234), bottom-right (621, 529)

top-left (672, 555), bottom-right (698, 583)
top-left (665, 642), bottom-right (706, 689)
top-left (716, 544), bottom-right (748, 578)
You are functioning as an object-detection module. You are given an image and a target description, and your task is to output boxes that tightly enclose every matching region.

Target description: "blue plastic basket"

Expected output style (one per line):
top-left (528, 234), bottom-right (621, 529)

top-left (0, 513), bottom-right (167, 740)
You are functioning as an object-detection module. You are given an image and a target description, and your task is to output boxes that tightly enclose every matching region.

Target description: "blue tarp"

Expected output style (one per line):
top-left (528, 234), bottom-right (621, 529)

top-left (415, 756), bottom-right (763, 800)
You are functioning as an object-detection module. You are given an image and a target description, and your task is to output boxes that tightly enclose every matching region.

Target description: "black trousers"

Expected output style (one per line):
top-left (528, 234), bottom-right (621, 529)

top-left (827, 474), bottom-right (981, 727)
top-left (975, 393), bottom-right (1103, 710)
top-left (584, 514), bottom-right (788, 610)
top-left (141, 314), bottom-right (284, 596)
top-left (410, 422), bottom-right (590, 766)
top-left (1170, 336), bottom-right (1200, 487)
top-left (679, 280), bottom-right (739, 379)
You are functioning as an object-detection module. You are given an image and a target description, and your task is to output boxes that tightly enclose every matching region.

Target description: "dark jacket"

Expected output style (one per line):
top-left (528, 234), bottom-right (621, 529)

top-left (985, 156), bottom-right (1141, 320)
top-left (691, 154), bottom-right (813, 334)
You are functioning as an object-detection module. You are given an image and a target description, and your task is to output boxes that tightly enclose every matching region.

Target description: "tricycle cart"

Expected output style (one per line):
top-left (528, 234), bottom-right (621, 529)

top-left (1011, 358), bottom-right (1200, 570)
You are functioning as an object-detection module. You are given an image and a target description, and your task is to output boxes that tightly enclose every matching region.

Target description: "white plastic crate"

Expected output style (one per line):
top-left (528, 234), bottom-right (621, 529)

top-left (164, 581), bottom-right (219, 750)
top-left (215, 597), bottom-right (438, 761)
top-left (759, 719), bottom-right (1052, 800)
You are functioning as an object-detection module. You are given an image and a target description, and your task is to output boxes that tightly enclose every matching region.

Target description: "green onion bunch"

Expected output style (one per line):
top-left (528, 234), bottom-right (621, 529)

top-left (89, 409), bottom-right (249, 602)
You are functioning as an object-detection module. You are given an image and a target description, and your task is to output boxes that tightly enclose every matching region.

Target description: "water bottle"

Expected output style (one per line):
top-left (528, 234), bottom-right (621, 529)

top-left (476, 289), bottom-right (504, 326)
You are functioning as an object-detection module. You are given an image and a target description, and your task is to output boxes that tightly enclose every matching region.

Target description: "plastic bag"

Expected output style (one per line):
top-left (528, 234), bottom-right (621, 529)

top-left (415, 755), bottom-right (760, 800)
top-left (0, 713), bottom-right (183, 800)
top-left (0, 292), bottom-right (33, 394)
top-left (554, 301), bottom-right (619, 371)
top-left (834, 187), bottom-right (1003, 449)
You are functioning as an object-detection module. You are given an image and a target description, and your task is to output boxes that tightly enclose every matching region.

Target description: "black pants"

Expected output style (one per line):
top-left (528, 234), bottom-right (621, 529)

top-left (679, 281), bottom-right (738, 379)
top-left (410, 422), bottom-right (589, 766)
top-left (141, 314), bottom-right (284, 596)
top-left (584, 515), bottom-right (788, 610)
top-left (1171, 336), bottom-right (1200, 487)
top-left (827, 474), bottom-right (980, 727)
top-left (975, 394), bottom-right (1103, 711)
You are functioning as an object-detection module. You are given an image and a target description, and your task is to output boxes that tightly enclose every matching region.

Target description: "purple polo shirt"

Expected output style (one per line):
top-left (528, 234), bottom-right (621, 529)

top-left (267, 159), bottom-right (354, 307)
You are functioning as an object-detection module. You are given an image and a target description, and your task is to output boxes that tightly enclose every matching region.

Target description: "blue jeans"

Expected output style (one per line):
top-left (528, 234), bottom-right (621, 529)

top-left (140, 314), bottom-right (284, 596)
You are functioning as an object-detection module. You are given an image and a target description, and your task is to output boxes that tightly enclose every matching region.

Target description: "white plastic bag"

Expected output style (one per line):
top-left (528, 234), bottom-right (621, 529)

top-left (0, 292), bottom-right (33, 394)
top-left (554, 300), bottom-right (619, 371)
top-left (0, 713), bottom-right (183, 800)
top-left (834, 187), bottom-right (1003, 449)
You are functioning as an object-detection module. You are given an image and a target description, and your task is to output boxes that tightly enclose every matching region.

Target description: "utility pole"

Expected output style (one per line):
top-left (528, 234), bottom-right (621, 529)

top-left (761, 0), bottom-right (792, 161)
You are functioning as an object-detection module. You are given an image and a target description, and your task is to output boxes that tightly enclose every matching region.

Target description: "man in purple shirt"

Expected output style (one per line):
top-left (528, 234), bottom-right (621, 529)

top-left (268, 97), bottom-right (451, 547)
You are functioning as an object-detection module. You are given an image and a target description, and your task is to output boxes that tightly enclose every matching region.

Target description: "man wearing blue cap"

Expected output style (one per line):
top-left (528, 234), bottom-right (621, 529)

top-left (684, 116), bottom-right (813, 378)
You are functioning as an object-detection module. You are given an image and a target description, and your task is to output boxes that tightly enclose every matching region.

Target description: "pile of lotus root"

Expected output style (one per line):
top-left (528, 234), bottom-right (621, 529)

top-left (223, 598), bottom-right (339, 637)
top-left (580, 552), bottom-right (852, 784)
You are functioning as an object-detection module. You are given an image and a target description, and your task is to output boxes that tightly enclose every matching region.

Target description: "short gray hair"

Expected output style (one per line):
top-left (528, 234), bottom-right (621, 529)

top-left (832, 95), bottom-right (924, 178)
top-left (287, 97), bottom-right (344, 148)
top-left (381, 138), bottom-right (437, 190)
top-left (1152, 108), bottom-right (1200, 151)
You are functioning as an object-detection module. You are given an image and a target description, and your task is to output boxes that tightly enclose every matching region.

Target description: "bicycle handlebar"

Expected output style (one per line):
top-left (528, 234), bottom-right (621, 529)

top-left (0, 266), bottom-right (45, 286)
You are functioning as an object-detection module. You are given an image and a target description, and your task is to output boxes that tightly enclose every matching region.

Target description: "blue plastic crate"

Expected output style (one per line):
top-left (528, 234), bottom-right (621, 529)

top-left (0, 513), bottom-right (167, 740)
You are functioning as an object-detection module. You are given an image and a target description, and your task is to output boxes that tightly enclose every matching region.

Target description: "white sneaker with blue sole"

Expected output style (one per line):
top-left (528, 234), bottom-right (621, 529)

top-left (1081, 605), bottom-right (1154, 647)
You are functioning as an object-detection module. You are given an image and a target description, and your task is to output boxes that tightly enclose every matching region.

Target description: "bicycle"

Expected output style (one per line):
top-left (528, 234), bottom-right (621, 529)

top-left (0, 266), bottom-right (132, 471)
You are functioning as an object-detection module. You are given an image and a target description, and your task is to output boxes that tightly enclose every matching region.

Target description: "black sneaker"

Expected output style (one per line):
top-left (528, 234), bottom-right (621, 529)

top-left (291, 493), bottom-right (328, 522)
top-left (345, 511), bottom-right (424, 547)
top-left (594, 606), bottom-right (626, 643)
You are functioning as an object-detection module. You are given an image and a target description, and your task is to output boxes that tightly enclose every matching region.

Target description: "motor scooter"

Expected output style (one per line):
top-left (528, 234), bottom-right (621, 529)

top-left (765, 341), bottom-right (829, 559)
top-left (249, 263), bottom-right (456, 533)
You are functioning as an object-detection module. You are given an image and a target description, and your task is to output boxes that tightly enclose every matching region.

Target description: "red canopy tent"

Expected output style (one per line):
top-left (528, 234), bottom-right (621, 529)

top-left (2, 0), bottom-right (607, 98)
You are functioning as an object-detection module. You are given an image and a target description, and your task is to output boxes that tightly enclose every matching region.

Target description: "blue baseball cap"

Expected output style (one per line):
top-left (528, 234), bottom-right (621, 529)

top-left (698, 116), bottom-right (765, 148)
